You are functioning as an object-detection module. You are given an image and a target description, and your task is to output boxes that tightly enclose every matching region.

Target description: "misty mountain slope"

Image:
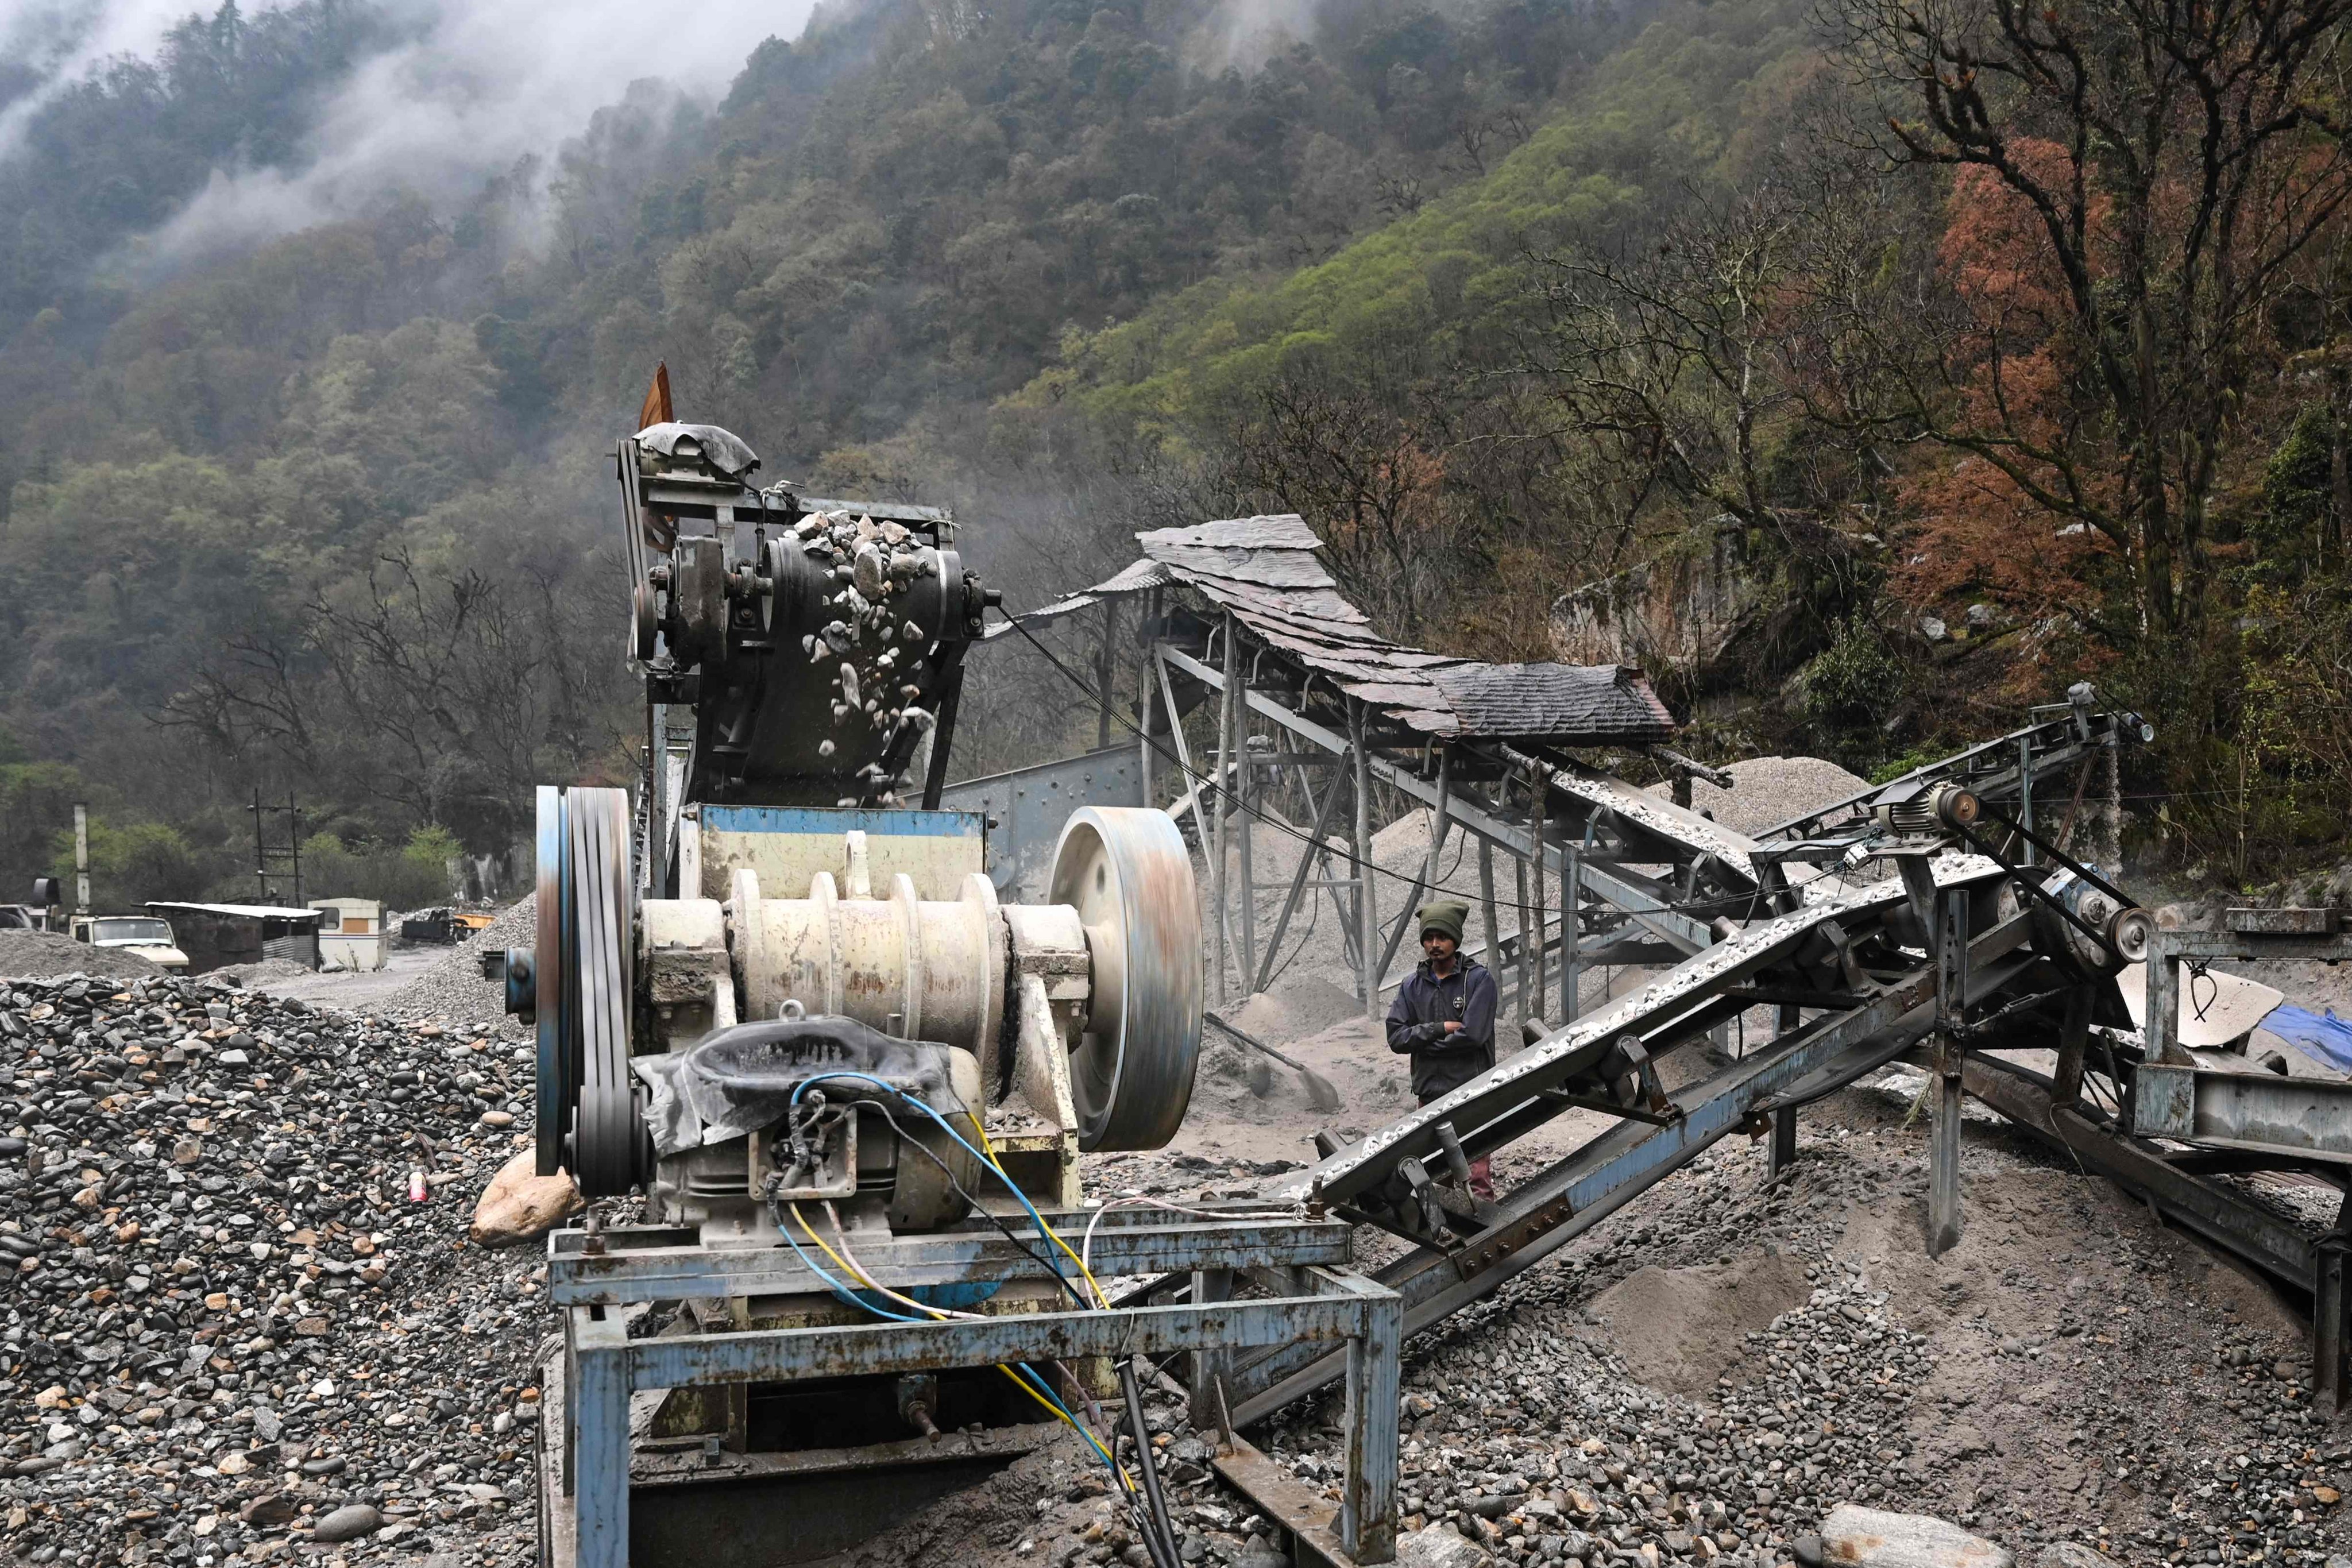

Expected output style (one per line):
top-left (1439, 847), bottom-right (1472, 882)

top-left (0, 1), bottom-right (391, 343)
top-left (1003, 0), bottom-right (1814, 444)
top-left (564, 0), bottom-right (1648, 466)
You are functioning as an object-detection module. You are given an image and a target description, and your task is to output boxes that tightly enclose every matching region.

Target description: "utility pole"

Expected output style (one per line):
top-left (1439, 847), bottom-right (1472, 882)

top-left (74, 805), bottom-right (90, 913)
top-left (249, 790), bottom-right (303, 904)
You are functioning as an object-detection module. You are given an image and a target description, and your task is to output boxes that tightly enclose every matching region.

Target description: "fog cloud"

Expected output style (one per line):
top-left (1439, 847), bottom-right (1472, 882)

top-left (1, 0), bottom-right (812, 260)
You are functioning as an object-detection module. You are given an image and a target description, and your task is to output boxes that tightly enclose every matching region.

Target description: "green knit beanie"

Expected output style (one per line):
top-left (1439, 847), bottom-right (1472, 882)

top-left (1416, 898), bottom-right (1469, 944)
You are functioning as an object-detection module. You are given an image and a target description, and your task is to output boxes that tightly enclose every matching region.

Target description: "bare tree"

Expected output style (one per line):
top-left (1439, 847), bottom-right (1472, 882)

top-left (1522, 183), bottom-right (1816, 549)
top-left (1228, 371), bottom-right (1469, 639)
top-left (165, 549), bottom-right (630, 849)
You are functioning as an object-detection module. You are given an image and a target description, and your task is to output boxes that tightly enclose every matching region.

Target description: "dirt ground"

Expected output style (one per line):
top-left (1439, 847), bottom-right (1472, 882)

top-left (816, 897), bottom-right (2352, 1568)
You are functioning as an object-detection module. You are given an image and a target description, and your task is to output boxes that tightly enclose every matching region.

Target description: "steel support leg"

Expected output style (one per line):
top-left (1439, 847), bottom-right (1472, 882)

top-left (1768, 1005), bottom-right (1799, 1179)
top-left (1928, 1038), bottom-right (1964, 1257)
top-left (2050, 986), bottom-right (2093, 1109)
top-left (2318, 1235), bottom-right (2351, 1416)
top-left (1769, 1108), bottom-right (1797, 1179)
top-left (1928, 889), bottom-right (1969, 1257)
top-left (571, 1308), bottom-right (632, 1568)
top-left (1189, 1268), bottom-right (1234, 1432)
top-left (1340, 1281), bottom-right (1402, 1565)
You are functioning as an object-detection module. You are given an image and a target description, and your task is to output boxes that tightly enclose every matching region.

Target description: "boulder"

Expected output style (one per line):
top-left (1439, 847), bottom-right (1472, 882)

top-left (1819, 1505), bottom-right (2013, 1568)
top-left (469, 1149), bottom-right (582, 1248)
top-left (2032, 1547), bottom-right (2111, 1567)
top-left (311, 1502), bottom-right (383, 1543)
top-left (1397, 1521), bottom-right (1490, 1568)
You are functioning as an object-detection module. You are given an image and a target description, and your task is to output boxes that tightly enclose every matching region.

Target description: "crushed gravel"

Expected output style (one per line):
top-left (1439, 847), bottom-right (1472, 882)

top-left (0, 971), bottom-right (544, 1567)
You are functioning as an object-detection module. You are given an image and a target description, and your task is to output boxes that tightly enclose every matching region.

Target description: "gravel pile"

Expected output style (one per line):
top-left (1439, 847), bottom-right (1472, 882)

top-left (379, 897), bottom-right (536, 1032)
top-left (1650, 756), bottom-right (1871, 838)
top-left (0, 970), bottom-right (546, 1567)
top-left (0, 936), bottom-right (164, 980)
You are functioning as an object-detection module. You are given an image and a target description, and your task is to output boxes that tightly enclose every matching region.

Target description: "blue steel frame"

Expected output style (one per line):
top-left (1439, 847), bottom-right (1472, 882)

top-left (547, 1221), bottom-right (1400, 1568)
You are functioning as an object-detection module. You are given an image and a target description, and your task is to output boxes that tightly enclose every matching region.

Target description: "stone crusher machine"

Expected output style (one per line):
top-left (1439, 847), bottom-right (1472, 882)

top-left (512, 421), bottom-right (1401, 1568)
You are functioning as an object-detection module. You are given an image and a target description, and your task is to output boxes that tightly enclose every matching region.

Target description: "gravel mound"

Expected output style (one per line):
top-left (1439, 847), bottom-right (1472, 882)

top-left (207, 958), bottom-right (314, 987)
top-left (1662, 756), bottom-right (1870, 837)
top-left (0, 933), bottom-right (164, 980)
top-left (379, 896), bottom-right (536, 1030)
top-left (0, 972), bottom-right (542, 1566)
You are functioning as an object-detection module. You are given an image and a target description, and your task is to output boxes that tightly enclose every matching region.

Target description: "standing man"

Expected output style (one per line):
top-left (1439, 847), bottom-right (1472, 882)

top-left (1385, 897), bottom-right (1498, 1198)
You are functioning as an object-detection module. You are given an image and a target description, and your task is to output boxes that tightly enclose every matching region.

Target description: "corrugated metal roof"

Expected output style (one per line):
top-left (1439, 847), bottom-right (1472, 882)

top-left (1000, 512), bottom-right (1676, 743)
top-left (145, 902), bottom-right (322, 921)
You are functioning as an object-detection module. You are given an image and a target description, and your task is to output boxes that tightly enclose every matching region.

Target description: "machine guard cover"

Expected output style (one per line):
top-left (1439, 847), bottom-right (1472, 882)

top-left (632, 1015), bottom-right (966, 1154)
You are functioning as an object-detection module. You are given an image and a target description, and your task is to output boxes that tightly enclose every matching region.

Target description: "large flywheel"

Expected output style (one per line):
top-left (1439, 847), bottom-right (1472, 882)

top-left (1048, 807), bottom-right (1202, 1151)
top-left (534, 785), bottom-right (646, 1195)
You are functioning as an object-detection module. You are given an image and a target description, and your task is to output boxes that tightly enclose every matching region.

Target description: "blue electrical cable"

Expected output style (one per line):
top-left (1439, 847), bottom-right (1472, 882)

top-left (773, 1203), bottom-right (926, 1321)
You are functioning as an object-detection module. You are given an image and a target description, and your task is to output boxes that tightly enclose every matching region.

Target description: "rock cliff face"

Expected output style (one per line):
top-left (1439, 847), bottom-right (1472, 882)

top-left (1548, 526), bottom-right (1766, 683)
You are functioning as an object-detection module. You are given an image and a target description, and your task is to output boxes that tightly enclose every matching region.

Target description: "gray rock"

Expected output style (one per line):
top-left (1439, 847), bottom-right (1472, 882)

top-left (1819, 1505), bottom-right (2012, 1567)
top-left (1397, 1523), bottom-right (1489, 1568)
top-left (311, 1502), bottom-right (383, 1543)
top-left (2032, 1547), bottom-right (2109, 1568)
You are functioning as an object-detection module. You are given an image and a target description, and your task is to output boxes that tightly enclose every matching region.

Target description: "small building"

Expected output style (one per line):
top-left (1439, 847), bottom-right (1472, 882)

top-left (144, 902), bottom-right (322, 975)
top-left (308, 897), bottom-right (386, 972)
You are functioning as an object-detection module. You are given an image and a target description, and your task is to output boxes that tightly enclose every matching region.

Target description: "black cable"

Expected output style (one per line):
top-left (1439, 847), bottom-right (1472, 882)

top-left (1120, 1355), bottom-right (1184, 1568)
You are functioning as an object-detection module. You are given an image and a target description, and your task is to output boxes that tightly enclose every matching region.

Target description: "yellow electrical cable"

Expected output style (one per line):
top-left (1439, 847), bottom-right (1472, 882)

top-left (965, 1118), bottom-right (1115, 1309)
top-left (791, 1203), bottom-right (1131, 1484)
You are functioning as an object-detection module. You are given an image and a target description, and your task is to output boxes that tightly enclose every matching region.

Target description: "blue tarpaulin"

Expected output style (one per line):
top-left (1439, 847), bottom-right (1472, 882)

top-left (2260, 1004), bottom-right (2352, 1075)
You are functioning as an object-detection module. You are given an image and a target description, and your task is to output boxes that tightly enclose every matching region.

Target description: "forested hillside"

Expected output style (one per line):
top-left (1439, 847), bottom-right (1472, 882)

top-left (5, 0), bottom-right (2351, 907)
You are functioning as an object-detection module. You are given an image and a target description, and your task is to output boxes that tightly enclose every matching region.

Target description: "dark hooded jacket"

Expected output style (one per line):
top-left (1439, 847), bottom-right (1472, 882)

top-left (1385, 955), bottom-right (1497, 1102)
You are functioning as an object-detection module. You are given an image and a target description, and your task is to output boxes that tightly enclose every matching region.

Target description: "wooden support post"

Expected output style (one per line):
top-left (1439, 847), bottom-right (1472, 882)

top-left (1928, 887), bottom-right (1969, 1258)
top-left (1096, 600), bottom-right (1119, 750)
top-left (1424, 748), bottom-right (1451, 897)
top-left (1237, 728), bottom-right (1258, 996)
top-left (1351, 702), bottom-right (1378, 1020)
top-left (1561, 843), bottom-right (1582, 1025)
top-left (1512, 845), bottom-right (1531, 1025)
top-left (1137, 636), bottom-right (1155, 806)
top-left (1529, 777), bottom-right (1547, 1019)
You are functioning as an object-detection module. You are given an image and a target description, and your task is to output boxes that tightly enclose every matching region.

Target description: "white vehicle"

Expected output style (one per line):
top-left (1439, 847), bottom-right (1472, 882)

top-left (69, 914), bottom-right (190, 972)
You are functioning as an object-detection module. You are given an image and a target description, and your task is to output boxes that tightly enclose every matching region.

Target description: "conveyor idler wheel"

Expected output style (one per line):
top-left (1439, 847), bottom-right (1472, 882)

top-left (534, 785), bottom-right (648, 1195)
top-left (1049, 807), bottom-right (1202, 1150)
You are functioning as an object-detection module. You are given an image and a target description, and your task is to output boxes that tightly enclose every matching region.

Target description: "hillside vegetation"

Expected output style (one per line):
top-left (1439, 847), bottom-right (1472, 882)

top-left (3, 0), bottom-right (2350, 906)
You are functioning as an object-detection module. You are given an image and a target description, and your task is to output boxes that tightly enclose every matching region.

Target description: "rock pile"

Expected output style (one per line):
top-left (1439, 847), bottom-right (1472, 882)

top-left (379, 895), bottom-right (537, 1033)
top-left (0, 968), bottom-right (546, 1567)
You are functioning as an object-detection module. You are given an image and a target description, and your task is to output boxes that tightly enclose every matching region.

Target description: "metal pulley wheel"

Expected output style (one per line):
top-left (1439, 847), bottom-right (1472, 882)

top-left (2026, 867), bottom-right (2148, 980)
top-left (1048, 807), bottom-right (1202, 1150)
top-left (534, 785), bottom-right (647, 1194)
